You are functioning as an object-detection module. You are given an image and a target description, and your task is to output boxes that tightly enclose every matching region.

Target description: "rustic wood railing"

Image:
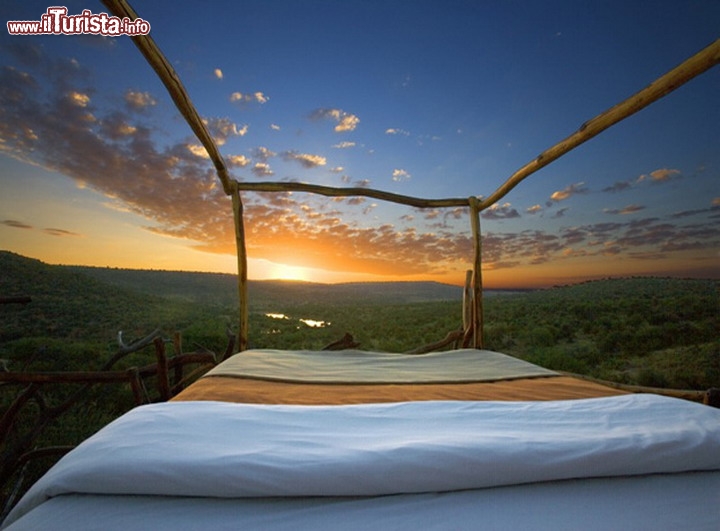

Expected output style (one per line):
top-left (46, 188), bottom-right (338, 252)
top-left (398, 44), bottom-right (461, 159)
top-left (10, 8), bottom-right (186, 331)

top-left (0, 330), bottom-right (218, 518)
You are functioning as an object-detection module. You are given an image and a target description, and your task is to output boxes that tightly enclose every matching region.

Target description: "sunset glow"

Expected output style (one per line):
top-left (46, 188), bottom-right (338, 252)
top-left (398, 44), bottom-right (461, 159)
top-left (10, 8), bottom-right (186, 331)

top-left (1, 1), bottom-right (718, 288)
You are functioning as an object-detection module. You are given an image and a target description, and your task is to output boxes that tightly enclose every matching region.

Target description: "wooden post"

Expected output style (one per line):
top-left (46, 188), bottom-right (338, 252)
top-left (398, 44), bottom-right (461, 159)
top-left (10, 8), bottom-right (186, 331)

top-left (468, 196), bottom-right (483, 349)
top-left (232, 186), bottom-right (249, 352)
top-left (153, 337), bottom-right (170, 401)
top-left (462, 270), bottom-right (473, 336)
top-left (126, 367), bottom-right (144, 405)
top-left (172, 331), bottom-right (183, 387)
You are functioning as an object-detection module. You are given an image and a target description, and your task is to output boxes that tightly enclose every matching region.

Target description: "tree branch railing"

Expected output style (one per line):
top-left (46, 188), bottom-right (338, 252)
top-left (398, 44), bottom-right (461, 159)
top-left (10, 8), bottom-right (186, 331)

top-left (0, 330), bottom-right (219, 518)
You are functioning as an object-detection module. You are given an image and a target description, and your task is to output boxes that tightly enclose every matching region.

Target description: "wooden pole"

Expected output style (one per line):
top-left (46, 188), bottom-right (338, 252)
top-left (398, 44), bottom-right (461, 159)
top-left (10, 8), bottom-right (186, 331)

top-left (101, 0), bottom-right (234, 195)
top-left (232, 186), bottom-right (249, 352)
top-left (235, 181), bottom-right (468, 209)
top-left (462, 270), bottom-right (473, 335)
top-left (468, 197), bottom-right (483, 349)
top-left (153, 337), bottom-right (170, 401)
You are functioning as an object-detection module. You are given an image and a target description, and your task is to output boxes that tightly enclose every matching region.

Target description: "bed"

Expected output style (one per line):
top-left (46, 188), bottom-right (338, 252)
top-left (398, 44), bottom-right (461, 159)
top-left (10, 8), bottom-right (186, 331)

top-left (3, 348), bottom-right (719, 530)
top-left (4, 3), bottom-right (718, 527)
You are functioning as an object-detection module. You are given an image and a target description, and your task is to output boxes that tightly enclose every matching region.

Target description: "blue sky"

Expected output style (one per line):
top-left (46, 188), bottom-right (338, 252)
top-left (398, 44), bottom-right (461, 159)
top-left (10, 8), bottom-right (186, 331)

top-left (1, 0), bottom-right (718, 287)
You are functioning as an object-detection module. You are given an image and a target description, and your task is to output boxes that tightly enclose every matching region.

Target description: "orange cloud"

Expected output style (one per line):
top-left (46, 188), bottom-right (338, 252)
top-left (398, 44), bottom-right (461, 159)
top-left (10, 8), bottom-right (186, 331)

top-left (639, 168), bottom-right (681, 183)
top-left (282, 151), bottom-right (327, 168)
top-left (549, 182), bottom-right (587, 202)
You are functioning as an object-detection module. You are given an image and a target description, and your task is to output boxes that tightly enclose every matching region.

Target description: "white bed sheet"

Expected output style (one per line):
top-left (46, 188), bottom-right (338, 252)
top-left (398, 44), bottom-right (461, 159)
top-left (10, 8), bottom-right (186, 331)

top-left (6, 472), bottom-right (720, 530)
top-left (4, 394), bottom-right (720, 529)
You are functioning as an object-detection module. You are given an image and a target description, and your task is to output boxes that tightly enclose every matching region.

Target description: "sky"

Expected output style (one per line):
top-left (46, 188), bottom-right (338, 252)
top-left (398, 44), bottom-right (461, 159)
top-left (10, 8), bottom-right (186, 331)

top-left (0, 0), bottom-right (718, 288)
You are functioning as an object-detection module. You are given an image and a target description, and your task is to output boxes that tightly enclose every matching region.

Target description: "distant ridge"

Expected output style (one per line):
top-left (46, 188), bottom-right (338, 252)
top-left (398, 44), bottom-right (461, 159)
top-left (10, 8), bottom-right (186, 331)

top-left (65, 265), bottom-right (463, 306)
top-left (1, 251), bottom-right (465, 306)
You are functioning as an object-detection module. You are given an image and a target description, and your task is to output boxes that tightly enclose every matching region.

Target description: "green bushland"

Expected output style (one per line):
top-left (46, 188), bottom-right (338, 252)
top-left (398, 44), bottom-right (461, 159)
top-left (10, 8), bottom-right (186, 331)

top-left (481, 277), bottom-right (718, 389)
top-left (1, 252), bottom-right (717, 388)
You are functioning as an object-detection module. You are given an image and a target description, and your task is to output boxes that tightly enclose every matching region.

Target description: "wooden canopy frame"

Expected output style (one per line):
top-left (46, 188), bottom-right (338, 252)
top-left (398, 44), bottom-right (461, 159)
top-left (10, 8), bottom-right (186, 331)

top-left (103, 0), bottom-right (719, 353)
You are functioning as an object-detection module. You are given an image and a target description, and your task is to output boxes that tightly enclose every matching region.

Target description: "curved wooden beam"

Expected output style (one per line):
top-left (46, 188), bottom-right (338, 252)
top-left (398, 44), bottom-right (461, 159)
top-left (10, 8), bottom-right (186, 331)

top-left (101, 0), bottom-right (234, 196)
top-left (479, 39), bottom-right (720, 210)
top-left (234, 181), bottom-right (471, 209)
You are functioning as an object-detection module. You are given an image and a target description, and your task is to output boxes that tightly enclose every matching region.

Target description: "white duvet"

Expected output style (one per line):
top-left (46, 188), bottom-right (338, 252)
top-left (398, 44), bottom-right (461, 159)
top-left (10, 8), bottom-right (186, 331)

top-left (4, 394), bottom-right (720, 528)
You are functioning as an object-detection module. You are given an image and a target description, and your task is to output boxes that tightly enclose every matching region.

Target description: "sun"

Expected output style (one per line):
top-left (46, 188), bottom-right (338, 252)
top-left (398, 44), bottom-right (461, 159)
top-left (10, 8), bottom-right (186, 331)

top-left (267, 262), bottom-right (311, 282)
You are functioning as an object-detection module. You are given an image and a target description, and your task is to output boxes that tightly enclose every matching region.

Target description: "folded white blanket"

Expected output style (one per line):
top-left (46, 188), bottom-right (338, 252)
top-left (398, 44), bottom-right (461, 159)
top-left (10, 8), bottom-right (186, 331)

top-left (5, 394), bottom-right (720, 528)
top-left (205, 348), bottom-right (558, 383)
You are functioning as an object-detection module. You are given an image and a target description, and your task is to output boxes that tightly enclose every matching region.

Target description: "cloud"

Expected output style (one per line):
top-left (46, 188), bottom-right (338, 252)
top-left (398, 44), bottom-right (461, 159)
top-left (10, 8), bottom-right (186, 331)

top-left (203, 117), bottom-right (247, 145)
top-left (124, 90), bottom-right (156, 110)
top-left (3, 44), bottom-right (717, 283)
top-left (332, 141), bottom-right (356, 149)
top-left (669, 204), bottom-right (720, 219)
top-left (270, 124), bottom-right (280, 131)
top-left (44, 228), bottom-right (81, 237)
top-left (281, 151), bottom-right (327, 169)
top-left (187, 144), bottom-right (209, 159)
top-left (97, 112), bottom-right (140, 140)
top-left (214, 68), bottom-right (223, 80)
top-left (221, 191), bottom-right (474, 277)
top-left (227, 154), bottom-right (251, 167)
top-left (251, 162), bottom-right (274, 177)
top-left (549, 182), bottom-right (588, 202)
top-left (603, 204), bottom-right (646, 215)
top-left (602, 168), bottom-right (682, 195)
top-left (481, 202), bottom-right (520, 220)
top-left (638, 168), bottom-right (681, 183)
top-left (526, 205), bottom-right (542, 215)
top-left (2, 219), bottom-right (33, 229)
top-left (2, 219), bottom-right (81, 238)
top-left (602, 180), bottom-right (633, 193)
top-left (66, 91), bottom-right (90, 107)
top-left (386, 128), bottom-right (410, 136)
top-left (253, 146), bottom-right (276, 161)
top-left (444, 208), bottom-right (465, 221)
top-left (471, 209), bottom-right (720, 273)
top-left (230, 91), bottom-right (269, 104)
top-left (0, 52), bottom-right (236, 252)
top-left (392, 169), bottom-right (411, 182)
top-left (310, 108), bottom-right (359, 132)
top-left (7, 51), bottom-right (440, 279)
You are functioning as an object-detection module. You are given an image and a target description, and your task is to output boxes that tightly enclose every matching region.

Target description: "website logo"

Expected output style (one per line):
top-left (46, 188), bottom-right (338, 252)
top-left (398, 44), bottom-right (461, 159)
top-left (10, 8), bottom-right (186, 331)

top-left (7, 6), bottom-right (151, 36)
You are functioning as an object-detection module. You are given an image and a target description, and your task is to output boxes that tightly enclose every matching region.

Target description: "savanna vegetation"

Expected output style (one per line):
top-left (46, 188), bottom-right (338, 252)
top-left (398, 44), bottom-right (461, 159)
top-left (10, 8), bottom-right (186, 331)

top-left (1, 250), bottom-right (718, 514)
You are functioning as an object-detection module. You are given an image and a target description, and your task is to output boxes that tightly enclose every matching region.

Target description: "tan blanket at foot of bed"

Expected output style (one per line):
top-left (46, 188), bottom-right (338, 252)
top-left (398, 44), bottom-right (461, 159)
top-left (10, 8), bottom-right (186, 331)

top-left (172, 375), bottom-right (627, 404)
